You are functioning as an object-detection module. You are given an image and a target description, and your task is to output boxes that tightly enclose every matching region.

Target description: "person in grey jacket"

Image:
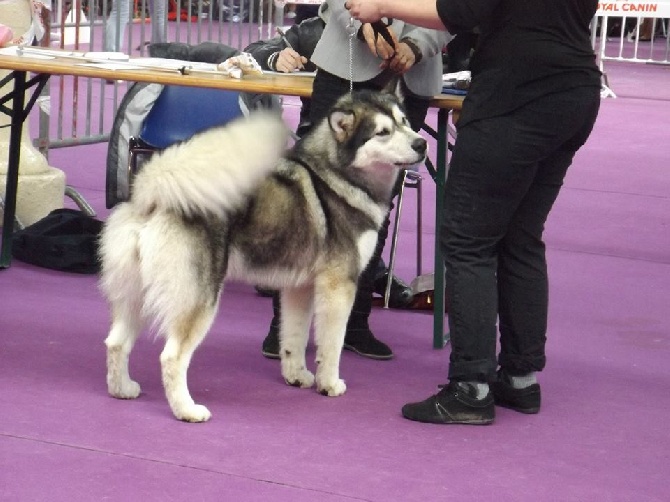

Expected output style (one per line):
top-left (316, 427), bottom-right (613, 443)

top-left (310, 0), bottom-right (451, 129)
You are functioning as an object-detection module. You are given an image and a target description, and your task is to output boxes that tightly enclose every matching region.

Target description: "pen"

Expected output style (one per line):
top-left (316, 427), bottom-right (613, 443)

top-left (275, 26), bottom-right (306, 71)
top-left (276, 27), bottom-right (295, 50)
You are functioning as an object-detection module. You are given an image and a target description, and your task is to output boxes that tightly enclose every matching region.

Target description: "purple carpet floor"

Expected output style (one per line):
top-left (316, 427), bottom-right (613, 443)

top-left (1, 59), bottom-right (669, 501)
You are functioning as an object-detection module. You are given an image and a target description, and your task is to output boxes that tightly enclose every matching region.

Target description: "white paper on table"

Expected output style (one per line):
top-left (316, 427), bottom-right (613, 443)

top-left (0, 46), bottom-right (130, 62)
top-left (0, 46), bottom-right (54, 59)
top-left (77, 62), bottom-right (148, 71)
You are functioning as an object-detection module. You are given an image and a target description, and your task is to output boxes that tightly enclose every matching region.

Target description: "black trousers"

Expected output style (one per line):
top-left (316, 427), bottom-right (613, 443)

top-left (443, 86), bottom-right (601, 382)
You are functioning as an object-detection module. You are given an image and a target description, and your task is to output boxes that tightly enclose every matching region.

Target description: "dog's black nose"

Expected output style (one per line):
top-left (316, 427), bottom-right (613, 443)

top-left (412, 138), bottom-right (427, 155)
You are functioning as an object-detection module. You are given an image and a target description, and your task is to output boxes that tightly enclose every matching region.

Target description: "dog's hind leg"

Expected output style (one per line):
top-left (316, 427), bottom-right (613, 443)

top-left (159, 299), bottom-right (220, 422)
top-left (105, 301), bottom-right (144, 399)
top-left (280, 286), bottom-right (315, 389)
top-left (100, 206), bottom-right (145, 400)
top-left (136, 214), bottom-right (222, 422)
top-left (313, 276), bottom-right (357, 397)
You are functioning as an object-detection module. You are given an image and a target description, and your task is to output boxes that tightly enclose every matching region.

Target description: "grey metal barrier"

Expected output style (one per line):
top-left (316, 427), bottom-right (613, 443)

top-left (36, 0), bottom-right (282, 155)
top-left (592, 1), bottom-right (669, 97)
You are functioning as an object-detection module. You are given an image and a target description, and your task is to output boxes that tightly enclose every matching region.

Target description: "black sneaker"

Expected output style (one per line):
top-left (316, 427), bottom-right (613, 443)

top-left (343, 329), bottom-right (394, 360)
top-left (491, 370), bottom-right (541, 414)
top-left (261, 329), bottom-right (280, 359)
top-left (401, 382), bottom-right (495, 425)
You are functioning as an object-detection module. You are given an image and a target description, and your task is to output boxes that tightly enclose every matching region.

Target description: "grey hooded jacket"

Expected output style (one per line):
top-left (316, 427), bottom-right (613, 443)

top-left (310, 0), bottom-right (452, 97)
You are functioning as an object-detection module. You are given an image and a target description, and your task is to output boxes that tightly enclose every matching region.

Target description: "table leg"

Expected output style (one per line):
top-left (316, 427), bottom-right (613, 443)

top-left (0, 71), bottom-right (27, 268)
top-left (1, 71), bottom-right (50, 269)
top-left (432, 108), bottom-right (448, 349)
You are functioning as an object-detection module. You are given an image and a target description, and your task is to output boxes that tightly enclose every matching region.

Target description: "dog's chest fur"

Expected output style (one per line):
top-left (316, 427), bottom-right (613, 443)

top-left (224, 154), bottom-right (385, 283)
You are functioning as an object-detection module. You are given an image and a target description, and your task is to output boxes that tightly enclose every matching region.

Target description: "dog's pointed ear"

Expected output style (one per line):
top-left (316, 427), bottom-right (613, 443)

top-left (328, 109), bottom-right (356, 141)
top-left (382, 76), bottom-right (404, 104)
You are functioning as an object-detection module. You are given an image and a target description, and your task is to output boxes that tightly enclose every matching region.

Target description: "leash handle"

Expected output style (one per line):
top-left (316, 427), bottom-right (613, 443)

top-left (370, 19), bottom-right (396, 49)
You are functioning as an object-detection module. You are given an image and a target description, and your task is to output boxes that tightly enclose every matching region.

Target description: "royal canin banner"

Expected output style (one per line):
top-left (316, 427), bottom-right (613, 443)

top-left (597, 0), bottom-right (670, 16)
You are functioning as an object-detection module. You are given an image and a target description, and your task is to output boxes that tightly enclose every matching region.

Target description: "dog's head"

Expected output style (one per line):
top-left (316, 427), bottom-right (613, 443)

top-left (327, 89), bottom-right (427, 171)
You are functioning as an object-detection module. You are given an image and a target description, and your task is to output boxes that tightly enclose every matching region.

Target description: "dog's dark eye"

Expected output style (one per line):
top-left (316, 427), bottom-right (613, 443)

top-left (376, 128), bottom-right (391, 136)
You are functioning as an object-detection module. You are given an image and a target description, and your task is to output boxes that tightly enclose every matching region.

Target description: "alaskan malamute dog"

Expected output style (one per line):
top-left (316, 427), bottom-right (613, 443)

top-left (99, 90), bottom-right (427, 422)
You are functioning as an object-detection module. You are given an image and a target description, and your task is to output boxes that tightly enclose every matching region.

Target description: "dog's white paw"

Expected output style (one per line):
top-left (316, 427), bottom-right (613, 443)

top-left (175, 404), bottom-right (212, 423)
top-left (317, 378), bottom-right (347, 397)
top-left (282, 367), bottom-right (315, 389)
top-left (108, 379), bottom-right (141, 399)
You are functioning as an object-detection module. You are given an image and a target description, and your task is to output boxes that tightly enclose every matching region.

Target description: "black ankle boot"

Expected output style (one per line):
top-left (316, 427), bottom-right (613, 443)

top-left (261, 293), bottom-right (281, 359)
top-left (344, 274), bottom-right (394, 360)
top-left (342, 215), bottom-right (395, 360)
top-left (373, 271), bottom-right (414, 309)
top-left (344, 327), bottom-right (394, 360)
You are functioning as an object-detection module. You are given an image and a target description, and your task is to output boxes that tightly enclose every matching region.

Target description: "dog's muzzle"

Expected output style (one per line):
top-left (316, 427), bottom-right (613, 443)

top-left (413, 137), bottom-right (428, 157)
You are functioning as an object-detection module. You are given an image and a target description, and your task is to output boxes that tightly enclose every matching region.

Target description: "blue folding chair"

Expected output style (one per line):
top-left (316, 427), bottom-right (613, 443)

top-left (127, 85), bottom-right (245, 192)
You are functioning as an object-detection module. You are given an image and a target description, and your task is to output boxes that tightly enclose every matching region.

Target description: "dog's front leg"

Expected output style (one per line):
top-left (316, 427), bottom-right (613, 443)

top-left (280, 286), bottom-right (315, 389)
top-left (313, 278), bottom-right (357, 397)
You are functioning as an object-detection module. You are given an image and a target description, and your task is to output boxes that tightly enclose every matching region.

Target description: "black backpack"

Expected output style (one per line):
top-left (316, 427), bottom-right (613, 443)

top-left (11, 208), bottom-right (103, 274)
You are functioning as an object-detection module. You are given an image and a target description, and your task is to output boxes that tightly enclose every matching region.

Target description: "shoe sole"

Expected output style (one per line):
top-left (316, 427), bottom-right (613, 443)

top-left (402, 412), bottom-right (494, 425)
top-left (343, 344), bottom-right (394, 360)
top-left (261, 350), bottom-right (280, 360)
top-left (494, 400), bottom-right (540, 414)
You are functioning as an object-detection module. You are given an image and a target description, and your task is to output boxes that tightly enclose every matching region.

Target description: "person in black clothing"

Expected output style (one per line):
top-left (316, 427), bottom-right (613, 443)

top-left (294, 4), bottom-right (320, 24)
top-left (244, 12), bottom-right (324, 136)
top-left (346, 0), bottom-right (602, 424)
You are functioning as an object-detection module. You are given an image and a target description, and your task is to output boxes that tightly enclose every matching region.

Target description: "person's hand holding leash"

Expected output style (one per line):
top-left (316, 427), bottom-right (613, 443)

top-left (345, 0), bottom-right (385, 23)
top-left (382, 41), bottom-right (416, 74)
top-left (361, 22), bottom-right (398, 60)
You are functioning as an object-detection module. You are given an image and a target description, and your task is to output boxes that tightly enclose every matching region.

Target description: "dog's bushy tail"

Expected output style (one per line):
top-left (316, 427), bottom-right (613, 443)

top-left (131, 112), bottom-right (288, 218)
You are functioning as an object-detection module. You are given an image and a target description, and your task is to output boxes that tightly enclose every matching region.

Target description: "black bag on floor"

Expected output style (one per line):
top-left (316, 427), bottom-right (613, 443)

top-left (11, 208), bottom-right (103, 274)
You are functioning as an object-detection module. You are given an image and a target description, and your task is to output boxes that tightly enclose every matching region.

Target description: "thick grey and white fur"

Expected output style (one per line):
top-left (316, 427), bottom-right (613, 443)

top-left (99, 90), bottom-right (427, 422)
